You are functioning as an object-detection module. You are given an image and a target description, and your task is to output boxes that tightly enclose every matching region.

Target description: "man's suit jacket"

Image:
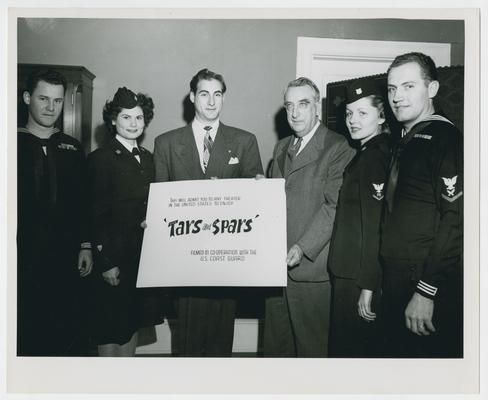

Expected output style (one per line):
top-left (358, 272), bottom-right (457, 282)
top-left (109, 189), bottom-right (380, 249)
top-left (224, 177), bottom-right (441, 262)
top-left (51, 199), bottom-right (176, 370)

top-left (153, 121), bottom-right (264, 356)
top-left (154, 122), bottom-right (263, 182)
top-left (271, 122), bottom-right (355, 283)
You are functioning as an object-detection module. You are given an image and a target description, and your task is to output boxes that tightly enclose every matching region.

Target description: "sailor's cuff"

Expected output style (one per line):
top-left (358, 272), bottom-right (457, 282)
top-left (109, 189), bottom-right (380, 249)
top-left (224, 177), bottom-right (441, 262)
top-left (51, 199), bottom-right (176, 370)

top-left (415, 280), bottom-right (438, 299)
top-left (80, 242), bottom-right (92, 250)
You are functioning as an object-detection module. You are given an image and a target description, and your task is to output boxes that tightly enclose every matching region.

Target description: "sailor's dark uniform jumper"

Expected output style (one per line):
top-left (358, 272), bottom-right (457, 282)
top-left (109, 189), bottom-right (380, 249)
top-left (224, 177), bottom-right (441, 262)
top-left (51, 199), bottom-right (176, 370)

top-left (17, 127), bottom-right (89, 356)
top-left (380, 115), bottom-right (463, 358)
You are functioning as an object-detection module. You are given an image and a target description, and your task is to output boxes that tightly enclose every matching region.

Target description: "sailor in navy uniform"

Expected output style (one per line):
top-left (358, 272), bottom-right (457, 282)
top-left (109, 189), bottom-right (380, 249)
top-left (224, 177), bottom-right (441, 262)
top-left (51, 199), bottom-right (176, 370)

top-left (87, 87), bottom-right (163, 357)
top-left (327, 78), bottom-right (391, 357)
top-left (17, 69), bottom-right (93, 356)
top-left (380, 52), bottom-right (463, 358)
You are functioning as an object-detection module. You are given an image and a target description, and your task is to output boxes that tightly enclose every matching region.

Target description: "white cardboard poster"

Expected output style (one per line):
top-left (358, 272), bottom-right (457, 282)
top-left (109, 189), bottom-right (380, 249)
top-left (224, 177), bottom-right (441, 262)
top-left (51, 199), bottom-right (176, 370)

top-left (137, 178), bottom-right (287, 287)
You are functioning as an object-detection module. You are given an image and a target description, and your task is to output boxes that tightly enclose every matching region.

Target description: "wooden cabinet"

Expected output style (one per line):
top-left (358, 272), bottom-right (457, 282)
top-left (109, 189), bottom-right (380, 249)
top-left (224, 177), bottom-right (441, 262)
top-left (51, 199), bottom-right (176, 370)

top-left (18, 64), bottom-right (96, 153)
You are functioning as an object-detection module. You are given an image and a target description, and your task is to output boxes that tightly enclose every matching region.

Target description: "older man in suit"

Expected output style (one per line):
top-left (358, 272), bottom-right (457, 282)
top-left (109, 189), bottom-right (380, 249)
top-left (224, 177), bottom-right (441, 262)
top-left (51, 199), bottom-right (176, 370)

top-left (154, 68), bottom-right (263, 356)
top-left (264, 77), bottom-right (355, 357)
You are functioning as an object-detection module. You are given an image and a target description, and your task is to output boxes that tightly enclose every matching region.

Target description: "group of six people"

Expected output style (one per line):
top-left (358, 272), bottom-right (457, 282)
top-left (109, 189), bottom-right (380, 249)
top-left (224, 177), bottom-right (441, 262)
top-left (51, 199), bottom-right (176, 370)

top-left (17, 51), bottom-right (463, 358)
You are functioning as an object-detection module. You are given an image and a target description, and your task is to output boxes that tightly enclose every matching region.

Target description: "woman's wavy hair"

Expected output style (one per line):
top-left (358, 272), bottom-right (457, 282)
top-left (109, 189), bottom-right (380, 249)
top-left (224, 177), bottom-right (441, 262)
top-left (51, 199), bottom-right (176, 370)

top-left (366, 94), bottom-right (391, 135)
top-left (102, 93), bottom-right (155, 135)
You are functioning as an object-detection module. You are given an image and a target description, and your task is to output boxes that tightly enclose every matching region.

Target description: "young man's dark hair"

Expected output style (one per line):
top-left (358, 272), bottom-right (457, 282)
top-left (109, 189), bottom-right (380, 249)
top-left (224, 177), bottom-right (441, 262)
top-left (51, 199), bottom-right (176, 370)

top-left (387, 52), bottom-right (438, 82)
top-left (189, 68), bottom-right (227, 94)
top-left (25, 68), bottom-right (67, 94)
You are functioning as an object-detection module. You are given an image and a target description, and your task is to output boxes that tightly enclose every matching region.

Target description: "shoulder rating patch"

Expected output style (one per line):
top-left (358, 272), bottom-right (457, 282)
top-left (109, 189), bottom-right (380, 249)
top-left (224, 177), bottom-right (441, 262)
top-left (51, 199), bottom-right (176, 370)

top-left (441, 175), bottom-right (463, 202)
top-left (372, 182), bottom-right (384, 201)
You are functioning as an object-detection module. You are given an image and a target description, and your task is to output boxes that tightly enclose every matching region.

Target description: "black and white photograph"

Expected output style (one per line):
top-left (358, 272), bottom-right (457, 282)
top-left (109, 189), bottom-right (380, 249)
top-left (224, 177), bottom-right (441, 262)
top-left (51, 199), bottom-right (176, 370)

top-left (3, 2), bottom-right (484, 397)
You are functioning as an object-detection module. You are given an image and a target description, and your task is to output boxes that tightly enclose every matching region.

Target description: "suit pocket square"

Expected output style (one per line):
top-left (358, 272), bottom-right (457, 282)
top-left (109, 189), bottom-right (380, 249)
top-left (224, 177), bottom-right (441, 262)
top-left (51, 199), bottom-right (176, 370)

top-left (228, 157), bottom-right (239, 165)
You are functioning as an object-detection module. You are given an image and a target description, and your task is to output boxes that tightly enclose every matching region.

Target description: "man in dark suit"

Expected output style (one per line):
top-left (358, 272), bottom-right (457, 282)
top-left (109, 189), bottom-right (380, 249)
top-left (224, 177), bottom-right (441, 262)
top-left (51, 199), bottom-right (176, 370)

top-left (264, 77), bottom-right (355, 357)
top-left (17, 69), bottom-right (93, 356)
top-left (153, 68), bottom-right (263, 356)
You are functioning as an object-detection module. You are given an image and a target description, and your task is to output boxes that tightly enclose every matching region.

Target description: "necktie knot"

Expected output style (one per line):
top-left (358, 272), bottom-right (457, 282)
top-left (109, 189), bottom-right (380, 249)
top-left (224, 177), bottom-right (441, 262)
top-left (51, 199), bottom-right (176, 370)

top-left (292, 137), bottom-right (303, 150)
top-left (132, 147), bottom-right (140, 156)
top-left (288, 136), bottom-right (303, 159)
top-left (203, 126), bottom-right (214, 147)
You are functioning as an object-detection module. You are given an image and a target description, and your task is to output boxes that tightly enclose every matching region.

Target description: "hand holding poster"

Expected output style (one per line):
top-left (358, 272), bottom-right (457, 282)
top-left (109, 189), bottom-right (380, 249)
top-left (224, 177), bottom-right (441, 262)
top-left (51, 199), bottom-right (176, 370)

top-left (137, 178), bottom-right (287, 287)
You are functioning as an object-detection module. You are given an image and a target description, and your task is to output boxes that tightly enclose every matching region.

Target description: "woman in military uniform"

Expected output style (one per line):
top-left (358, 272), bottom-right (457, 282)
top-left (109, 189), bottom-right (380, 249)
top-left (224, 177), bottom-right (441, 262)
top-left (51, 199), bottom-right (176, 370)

top-left (328, 79), bottom-right (391, 357)
top-left (88, 87), bottom-right (161, 356)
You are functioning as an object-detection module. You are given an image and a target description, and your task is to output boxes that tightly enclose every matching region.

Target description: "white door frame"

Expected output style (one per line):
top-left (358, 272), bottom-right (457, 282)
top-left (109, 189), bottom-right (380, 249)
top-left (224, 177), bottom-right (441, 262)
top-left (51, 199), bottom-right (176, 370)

top-left (297, 37), bottom-right (451, 100)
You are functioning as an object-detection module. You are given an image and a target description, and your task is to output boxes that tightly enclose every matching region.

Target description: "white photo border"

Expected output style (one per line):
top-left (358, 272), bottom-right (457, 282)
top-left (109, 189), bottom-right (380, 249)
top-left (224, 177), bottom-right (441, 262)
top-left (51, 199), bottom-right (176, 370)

top-left (3, 3), bottom-right (483, 398)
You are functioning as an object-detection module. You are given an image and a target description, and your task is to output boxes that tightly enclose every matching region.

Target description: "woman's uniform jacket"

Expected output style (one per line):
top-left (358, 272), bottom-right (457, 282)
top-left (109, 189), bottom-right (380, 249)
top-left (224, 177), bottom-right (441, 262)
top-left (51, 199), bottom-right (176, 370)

top-left (88, 137), bottom-right (154, 277)
top-left (328, 133), bottom-right (391, 290)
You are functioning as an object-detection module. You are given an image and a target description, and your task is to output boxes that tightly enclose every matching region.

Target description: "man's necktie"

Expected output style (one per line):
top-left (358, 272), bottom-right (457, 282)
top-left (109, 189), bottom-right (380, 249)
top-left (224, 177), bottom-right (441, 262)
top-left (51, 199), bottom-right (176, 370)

top-left (132, 147), bottom-right (141, 163)
top-left (203, 126), bottom-right (213, 172)
top-left (288, 136), bottom-right (303, 160)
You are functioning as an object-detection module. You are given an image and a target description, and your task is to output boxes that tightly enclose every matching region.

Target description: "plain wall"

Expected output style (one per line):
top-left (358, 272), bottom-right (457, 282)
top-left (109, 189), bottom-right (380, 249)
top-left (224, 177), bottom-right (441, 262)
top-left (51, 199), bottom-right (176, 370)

top-left (17, 18), bottom-right (464, 166)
